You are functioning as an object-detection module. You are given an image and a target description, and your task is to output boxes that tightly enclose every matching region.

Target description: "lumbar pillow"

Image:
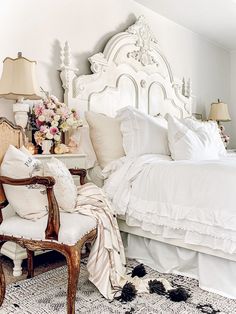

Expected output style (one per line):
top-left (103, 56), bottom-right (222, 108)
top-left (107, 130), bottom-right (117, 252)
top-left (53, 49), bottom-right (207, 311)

top-left (168, 115), bottom-right (225, 160)
top-left (0, 145), bottom-right (48, 220)
top-left (44, 157), bottom-right (77, 212)
top-left (85, 111), bottom-right (125, 168)
top-left (116, 106), bottom-right (170, 157)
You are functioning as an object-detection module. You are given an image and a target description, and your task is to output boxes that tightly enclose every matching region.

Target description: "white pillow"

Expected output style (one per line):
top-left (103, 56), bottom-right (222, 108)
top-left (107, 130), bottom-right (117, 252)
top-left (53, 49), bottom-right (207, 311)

top-left (183, 117), bottom-right (226, 157)
top-left (168, 115), bottom-right (224, 161)
top-left (116, 106), bottom-right (170, 157)
top-left (85, 111), bottom-right (125, 169)
top-left (0, 145), bottom-right (48, 220)
top-left (44, 157), bottom-right (77, 212)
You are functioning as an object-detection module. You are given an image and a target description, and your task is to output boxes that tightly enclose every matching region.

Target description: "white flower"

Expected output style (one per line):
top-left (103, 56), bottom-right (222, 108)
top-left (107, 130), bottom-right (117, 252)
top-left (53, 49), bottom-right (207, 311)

top-left (54, 134), bottom-right (61, 141)
top-left (66, 118), bottom-right (74, 126)
top-left (54, 114), bottom-right (60, 121)
top-left (46, 132), bottom-right (53, 140)
top-left (38, 115), bottom-right (46, 122)
top-left (50, 95), bottom-right (58, 103)
top-left (51, 120), bottom-right (59, 127)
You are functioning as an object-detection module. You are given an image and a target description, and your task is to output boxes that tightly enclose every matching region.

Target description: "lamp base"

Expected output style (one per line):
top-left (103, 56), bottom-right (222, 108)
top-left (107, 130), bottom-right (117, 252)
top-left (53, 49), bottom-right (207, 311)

top-left (218, 123), bottom-right (230, 148)
top-left (13, 102), bottom-right (29, 129)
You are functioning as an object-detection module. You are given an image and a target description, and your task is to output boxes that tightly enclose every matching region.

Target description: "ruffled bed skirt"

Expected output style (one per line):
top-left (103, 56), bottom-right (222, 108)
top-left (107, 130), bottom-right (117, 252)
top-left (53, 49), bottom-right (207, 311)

top-left (124, 233), bottom-right (236, 299)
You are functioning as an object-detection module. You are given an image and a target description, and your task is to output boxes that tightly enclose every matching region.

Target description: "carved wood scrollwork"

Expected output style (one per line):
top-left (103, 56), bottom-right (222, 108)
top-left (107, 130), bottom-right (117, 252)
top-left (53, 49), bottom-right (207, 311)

top-left (126, 15), bottom-right (159, 67)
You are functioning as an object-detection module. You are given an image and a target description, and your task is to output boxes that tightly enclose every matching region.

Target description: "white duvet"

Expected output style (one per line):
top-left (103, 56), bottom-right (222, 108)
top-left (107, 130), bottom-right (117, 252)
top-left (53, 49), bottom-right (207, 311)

top-left (103, 154), bottom-right (236, 255)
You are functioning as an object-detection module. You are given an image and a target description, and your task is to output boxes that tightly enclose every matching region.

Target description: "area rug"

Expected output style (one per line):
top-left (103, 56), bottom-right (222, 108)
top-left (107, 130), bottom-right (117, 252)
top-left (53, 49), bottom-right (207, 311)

top-left (1, 259), bottom-right (236, 314)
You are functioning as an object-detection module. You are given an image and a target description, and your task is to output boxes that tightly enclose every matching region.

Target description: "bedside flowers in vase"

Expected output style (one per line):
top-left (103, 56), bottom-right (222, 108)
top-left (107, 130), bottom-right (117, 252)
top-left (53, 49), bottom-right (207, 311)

top-left (32, 95), bottom-right (82, 153)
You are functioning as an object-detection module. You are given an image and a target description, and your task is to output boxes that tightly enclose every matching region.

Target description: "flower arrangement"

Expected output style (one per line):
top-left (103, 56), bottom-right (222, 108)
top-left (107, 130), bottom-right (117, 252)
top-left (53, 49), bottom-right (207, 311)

top-left (32, 95), bottom-right (82, 146)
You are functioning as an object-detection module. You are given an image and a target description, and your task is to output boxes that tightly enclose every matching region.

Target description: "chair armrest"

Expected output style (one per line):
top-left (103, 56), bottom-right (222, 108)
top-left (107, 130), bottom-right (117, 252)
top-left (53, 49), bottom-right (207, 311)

top-left (0, 175), bottom-right (60, 241)
top-left (69, 168), bottom-right (87, 185)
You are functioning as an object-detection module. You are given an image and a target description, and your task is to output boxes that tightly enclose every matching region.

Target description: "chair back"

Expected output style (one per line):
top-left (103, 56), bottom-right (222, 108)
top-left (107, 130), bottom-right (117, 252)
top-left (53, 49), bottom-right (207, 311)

top-left (0, 117), bottom-right (26, 205)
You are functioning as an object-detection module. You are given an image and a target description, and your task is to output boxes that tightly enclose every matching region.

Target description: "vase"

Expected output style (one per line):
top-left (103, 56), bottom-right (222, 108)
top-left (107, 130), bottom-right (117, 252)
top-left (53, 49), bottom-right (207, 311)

top-left (42, 140), bottom-right (53, 155)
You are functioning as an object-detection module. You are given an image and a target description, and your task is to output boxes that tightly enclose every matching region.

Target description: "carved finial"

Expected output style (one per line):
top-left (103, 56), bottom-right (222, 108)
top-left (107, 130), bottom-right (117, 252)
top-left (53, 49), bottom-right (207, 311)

top-left (64, 41), bottom-right (71, 67)
top-left (181, 77), bottom-right (191, 98)
top-left (182, 78), bottom-right (186, 96)
top-left (186, 78), bottom-right (192, 98)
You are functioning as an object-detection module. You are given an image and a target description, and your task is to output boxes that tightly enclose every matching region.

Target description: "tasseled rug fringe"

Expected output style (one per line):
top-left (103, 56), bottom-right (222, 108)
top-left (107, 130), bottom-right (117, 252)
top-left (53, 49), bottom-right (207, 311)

top-left (115, 264), bottom-right (190, 303)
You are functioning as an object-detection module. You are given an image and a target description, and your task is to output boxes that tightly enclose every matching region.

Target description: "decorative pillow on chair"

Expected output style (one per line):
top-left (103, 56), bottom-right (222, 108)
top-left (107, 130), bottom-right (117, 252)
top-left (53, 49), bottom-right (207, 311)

top-left (44, 157), bottom-right (77, 212)
top-left (85, 111), bottom-right (125, 168)
top-left (168, 115), bottom-right (225, 160)
top-left (116, 106), bottom-right (170, 157)
top-left (0, 145), bottom-right (48, 220)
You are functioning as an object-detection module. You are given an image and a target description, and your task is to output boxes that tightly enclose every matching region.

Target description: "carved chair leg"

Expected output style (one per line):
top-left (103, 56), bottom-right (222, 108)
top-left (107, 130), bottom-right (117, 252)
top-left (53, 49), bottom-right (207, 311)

top-left (0, 242), bottom-right (6, 307)
top-left (13, 259), bottom-right (23, 277)
top-left (27, 250), bottom-right (34, 279)
top-left (66, 245), bottom-right (81, 314)
top-left (0, 262), bottom-right (5, 307)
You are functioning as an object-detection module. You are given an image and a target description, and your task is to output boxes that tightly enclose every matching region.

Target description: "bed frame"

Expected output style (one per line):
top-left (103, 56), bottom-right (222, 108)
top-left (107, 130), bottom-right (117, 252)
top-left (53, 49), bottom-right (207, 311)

top-left (59, 16), bottom-right (236, 263)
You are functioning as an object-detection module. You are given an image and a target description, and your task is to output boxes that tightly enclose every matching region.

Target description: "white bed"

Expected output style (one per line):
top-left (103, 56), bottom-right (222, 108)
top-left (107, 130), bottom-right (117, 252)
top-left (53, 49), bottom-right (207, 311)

top-left (59, 16), bottom-right (236, 299)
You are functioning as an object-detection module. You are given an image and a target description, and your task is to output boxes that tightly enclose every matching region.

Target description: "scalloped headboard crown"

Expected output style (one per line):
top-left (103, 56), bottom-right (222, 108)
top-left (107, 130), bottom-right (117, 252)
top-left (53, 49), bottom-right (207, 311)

top-left (59, 16), bottom-right (192, 119)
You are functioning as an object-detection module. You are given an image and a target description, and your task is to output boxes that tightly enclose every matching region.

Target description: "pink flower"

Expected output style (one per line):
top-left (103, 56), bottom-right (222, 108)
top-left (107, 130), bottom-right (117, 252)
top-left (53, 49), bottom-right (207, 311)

top-left (36, 119), bottom-right (43, 127)
top-left (34, 103), bottom-right (44, 117)
top-left (60, 107), bottom-right (70, 120)
top-left (40, 125), bottom-right (48, 133)
top-left (50, 126), bottom-right (59, 135)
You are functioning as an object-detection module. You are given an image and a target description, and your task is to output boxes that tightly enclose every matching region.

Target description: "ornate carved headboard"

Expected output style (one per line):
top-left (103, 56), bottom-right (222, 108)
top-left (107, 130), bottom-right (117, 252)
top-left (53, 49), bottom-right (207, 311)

top-left (59, 16), bottom-right (193, 119)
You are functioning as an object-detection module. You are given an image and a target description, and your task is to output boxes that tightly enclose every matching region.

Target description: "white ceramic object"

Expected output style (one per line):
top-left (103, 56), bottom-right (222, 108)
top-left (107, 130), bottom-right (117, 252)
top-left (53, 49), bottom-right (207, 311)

top-left (13, 102), bottom-right (29, 129)
top-left (41, 139), bottom-right (53, 155)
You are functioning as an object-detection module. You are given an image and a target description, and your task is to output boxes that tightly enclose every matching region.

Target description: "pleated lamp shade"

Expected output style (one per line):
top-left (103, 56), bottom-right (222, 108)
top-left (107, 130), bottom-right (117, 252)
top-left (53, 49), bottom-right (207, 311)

top-left (209, 100), bottom-right (231, 122)
top-left (0, 53), bottom-right (41, 100)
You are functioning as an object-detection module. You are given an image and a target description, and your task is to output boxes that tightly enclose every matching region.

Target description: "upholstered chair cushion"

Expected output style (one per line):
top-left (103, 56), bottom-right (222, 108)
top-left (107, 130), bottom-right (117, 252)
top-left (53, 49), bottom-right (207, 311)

top-left (44, 157), bottom-right (77, 212)
top-left (0, 145), bottom-right (48, 220)
top-left (0, 212), bottom-right (96, 245)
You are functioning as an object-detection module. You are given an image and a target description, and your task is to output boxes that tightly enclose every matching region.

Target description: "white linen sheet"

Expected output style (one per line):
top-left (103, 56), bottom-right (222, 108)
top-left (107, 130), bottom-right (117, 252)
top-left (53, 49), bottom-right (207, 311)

top-left (103, 154), bottom-right (236, 255)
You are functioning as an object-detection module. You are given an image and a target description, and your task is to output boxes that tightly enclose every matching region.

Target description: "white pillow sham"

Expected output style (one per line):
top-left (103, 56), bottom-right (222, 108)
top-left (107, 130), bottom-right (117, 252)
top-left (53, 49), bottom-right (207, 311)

top-left (116, 106), bottom-right (170, 157)
top-left (168, 115), bottom-right (225, 161)
top-left (44, 157), bottom-right (77, 212)
top-left (183, 117), bottom-right (226, 157)
top-left (85, 111), bottom-right (125, 169)
top-left (0, 145), bottom-right (48, 220)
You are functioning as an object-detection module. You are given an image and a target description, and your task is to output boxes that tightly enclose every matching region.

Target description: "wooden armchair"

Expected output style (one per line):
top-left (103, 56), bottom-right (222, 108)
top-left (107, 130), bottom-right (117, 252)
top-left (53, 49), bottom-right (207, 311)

top-left (0, 117), bottom-right (97, 314)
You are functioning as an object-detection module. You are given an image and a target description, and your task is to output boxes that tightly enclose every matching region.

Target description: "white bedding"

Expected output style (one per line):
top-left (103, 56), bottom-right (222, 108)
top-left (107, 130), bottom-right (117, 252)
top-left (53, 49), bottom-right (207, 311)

top-left (103, 154), bottom-right (236, 255)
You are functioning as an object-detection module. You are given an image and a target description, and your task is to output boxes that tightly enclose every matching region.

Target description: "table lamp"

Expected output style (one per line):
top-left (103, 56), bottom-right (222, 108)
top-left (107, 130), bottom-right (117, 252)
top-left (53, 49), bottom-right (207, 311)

top-left (0, 52), bottom-right (41, 129)
top-left (208, 99), bottom-right (231, 125)
top-left (209, 99), bottom-right (231, 147)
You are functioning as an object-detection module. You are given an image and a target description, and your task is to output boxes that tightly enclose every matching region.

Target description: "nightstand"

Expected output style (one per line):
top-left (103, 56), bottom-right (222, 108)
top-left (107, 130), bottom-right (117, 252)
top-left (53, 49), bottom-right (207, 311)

top-left (1, 153), bottom-right (87, 277)
top-left (226, 149), bottom-right (236, 158)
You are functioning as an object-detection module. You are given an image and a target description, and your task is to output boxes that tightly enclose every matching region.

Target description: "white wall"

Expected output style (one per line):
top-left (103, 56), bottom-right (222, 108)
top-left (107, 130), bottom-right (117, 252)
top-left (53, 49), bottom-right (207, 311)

top-left (0, 0), bottom-right (230, 132)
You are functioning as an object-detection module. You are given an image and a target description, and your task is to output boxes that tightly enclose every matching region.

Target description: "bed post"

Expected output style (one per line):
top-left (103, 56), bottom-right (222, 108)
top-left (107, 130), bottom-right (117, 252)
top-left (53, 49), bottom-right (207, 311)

top-left (59, 41), bottom-right (79, 107)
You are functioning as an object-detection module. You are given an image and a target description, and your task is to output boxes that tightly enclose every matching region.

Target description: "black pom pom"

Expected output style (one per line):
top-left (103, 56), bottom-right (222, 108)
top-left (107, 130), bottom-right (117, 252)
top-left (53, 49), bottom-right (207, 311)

top-left (148, 280), bottom-right (166, 295)
top-left (168, 287), bottom-right (190, 302)
top-left (131, 264), bottom-right (147, 278)
top-left (115, 282), bottom-right (137, 302)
